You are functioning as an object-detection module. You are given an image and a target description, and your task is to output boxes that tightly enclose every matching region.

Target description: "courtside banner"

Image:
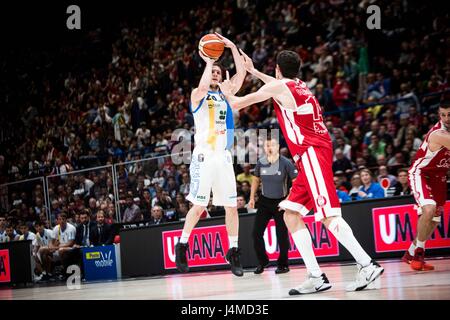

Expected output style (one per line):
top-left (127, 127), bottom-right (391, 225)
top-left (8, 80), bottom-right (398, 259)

top-left (265, 217), bottom-right (339, 261)
top-left (162, 217), bottom-right (339, 269)
top-left (372, 201), bottom-right (450, 253)
top-left (163, 225), bottom-right (230, 269)
top-left (0, 249), bottom-right (11, 283)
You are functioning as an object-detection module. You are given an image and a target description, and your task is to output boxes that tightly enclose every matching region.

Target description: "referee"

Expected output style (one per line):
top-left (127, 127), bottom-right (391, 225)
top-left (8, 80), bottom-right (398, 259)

top-left (249, 137), bottom-right (297, 274)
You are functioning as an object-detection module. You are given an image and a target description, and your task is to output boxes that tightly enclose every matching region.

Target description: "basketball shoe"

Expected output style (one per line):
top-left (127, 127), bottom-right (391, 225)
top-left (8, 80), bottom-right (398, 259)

top-left (289, 273), bottom-right (332, 295)
top-left (410, 247), bottom-right (435, 271)
top-left (225, 247), bottom-right (244, 277)
top-left (346, 260), bottom-right (384, 291)
top-left (175, 242), bottom-right (189, 273)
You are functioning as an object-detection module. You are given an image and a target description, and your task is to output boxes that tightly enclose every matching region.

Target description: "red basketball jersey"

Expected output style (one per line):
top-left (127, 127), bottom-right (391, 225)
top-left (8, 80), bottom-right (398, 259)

top-left (409, 121), bottom-right (450, 176)
top-left (273, 79), bottom-right (332, 158)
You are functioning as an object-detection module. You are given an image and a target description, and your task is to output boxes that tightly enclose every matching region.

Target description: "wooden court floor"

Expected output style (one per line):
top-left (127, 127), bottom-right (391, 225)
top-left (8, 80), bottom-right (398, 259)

top-left (2, 257), bottom-right (449, 300)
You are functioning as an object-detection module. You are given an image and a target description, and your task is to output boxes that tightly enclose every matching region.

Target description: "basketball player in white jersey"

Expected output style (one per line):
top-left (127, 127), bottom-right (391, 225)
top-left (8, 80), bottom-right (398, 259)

top-left (219, 49), bottom-right (383, 293)
top-left (175, 33), bottom-right (246, 276)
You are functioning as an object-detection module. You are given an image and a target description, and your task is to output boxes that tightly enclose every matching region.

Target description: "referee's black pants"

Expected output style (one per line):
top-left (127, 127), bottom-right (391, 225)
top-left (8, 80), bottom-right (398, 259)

top-left (252, 195), bottom-right (290, 267)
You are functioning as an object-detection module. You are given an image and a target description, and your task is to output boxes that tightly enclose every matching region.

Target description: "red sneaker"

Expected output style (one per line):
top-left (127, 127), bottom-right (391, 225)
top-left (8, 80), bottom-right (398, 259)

top-left (410, 248), bottom-right (435, 271)
top-left (401, 251), bottom-right (413, 264)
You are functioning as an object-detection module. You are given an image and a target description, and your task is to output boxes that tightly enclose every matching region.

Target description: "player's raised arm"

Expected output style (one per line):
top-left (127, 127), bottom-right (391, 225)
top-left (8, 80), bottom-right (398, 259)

top-left (191, 52), bottom-right (216, 105)
top-left (239, 48), bottom-right (276, 84)
top-left (219, 77), bottom-right (281, 111)
top-left (215, 33), bottom-right (246, 94)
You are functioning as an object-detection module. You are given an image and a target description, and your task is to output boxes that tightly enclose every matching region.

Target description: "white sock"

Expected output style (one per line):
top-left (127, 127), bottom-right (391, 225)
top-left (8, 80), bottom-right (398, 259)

top-left (228, 236), bottom-right (238, 249)
top-left (328, 217), bottom-right (371, 267)
top-left (416, 240), bottom-right (425, 249)
top-left (408, 242), bottom-right (416, 256)
top-left (180, 231), bottom-right (190, 244)
top-left (291, 228), bottom-right (322, 277)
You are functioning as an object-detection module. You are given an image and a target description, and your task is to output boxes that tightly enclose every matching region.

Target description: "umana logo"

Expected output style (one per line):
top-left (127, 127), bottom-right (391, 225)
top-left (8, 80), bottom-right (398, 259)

top-left (94, 251), bottom-right (114, 268)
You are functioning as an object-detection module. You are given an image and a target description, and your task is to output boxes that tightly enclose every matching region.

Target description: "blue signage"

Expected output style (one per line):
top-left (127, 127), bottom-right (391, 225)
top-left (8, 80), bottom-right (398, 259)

top-left (82, 245), bottom-right (120, 282)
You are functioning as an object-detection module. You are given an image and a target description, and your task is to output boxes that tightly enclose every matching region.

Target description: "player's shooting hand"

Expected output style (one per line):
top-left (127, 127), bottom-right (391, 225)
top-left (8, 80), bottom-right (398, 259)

top-left (199, 50), bottom-right (216, 64)
top-left (219, 71), bottom-right (235, 96)
top-left (239, 48), bottom-right (255, 73)
top-left (215, 32), bottom-right (235, 49)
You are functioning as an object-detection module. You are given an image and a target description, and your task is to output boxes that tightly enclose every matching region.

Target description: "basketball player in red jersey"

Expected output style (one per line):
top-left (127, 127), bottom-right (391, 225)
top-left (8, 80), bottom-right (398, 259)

top-left (219, 50), bottom-right (384, 294)
top-left (403, 101), bottom-right (450, 271)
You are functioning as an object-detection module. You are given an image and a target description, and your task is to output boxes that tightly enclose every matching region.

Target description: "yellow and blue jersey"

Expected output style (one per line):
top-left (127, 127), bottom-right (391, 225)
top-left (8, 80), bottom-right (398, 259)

top-left (190, 90), bottom-right (234, 152)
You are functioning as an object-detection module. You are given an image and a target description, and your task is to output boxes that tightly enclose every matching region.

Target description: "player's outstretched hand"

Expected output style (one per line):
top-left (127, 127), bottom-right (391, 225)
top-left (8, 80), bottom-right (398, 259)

top-left (219, 70), bottom-right (235, 96)
top-left (199, 50), bottom-right (216, 64)
top-left (215, 32), bottom-right (236, 49)
top-left (239, 48), bottom-right (255, 73)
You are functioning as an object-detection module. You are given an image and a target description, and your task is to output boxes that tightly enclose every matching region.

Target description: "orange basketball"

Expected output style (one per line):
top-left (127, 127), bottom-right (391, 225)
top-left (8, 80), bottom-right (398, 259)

top-left (198, 34), bottom-right (225, 60)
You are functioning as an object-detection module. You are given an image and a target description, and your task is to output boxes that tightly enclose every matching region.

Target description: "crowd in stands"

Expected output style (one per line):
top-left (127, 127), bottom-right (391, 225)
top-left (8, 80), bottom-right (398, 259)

top-left (1, 0), bottom-right (449, 247)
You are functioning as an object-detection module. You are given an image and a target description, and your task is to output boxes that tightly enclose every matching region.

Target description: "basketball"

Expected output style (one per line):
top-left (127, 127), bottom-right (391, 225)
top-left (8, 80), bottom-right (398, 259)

top-left (198, 34), bottom-right (224, 60)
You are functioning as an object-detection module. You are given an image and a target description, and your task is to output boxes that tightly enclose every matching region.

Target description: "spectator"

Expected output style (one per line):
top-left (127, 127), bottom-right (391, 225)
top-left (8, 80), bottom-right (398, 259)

top-left (335, 137), bottom-right (351, 160)
top-left (377, 165), bottom-right (397, 187)
top-left (176, 202), bottom-right (189, 221)
top-left (332, 148), bottom-right (353, 174)
top-left (140, 190), bottom-right (153, 220)
top-left (363, 121), bottom-right (380, 146)
top-left (368, 135), bottom-right (386, 159)
top-left (122, 195), bottom-right (142, 222)
top-left (152, 190), bottom-right (173, 210)
top-left (237, 164), bottom-right (253, 184)
top-left (356, 169), bottom-right (385, 200)
top-left (334, 176), bottom-right (351, 203)
top-left (240, 181), bottom-right (251, 202)
top-left (88, 198), bottom-right (98, 217)
top-left (332, 71), bottom-right (352, 121)
top-left (393, 169), bottom-right (412, 196)
top-left (349, 173), bottom-right (362, 201)
top-left (236, 195), bottom-right (246, 210)
top-left (179, 172), bottom-right (190, 197)
top-left (149, 206), bottom-right (167, 225)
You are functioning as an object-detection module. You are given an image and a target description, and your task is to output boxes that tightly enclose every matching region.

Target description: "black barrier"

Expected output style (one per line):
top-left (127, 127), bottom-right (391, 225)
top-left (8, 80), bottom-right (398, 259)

top-left (0, 240), bottom-right (33, 285)
top-left (120, 196), bottom-right (450, 278)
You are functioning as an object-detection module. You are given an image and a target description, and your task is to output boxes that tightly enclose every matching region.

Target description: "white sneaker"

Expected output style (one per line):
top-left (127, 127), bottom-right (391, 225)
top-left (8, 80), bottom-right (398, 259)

top-left (289, 273), bottom-right (332, 295)
top-left (346, 260), bottom-right (384, 292)
top-left (33, 274), bottom-right (43, 282)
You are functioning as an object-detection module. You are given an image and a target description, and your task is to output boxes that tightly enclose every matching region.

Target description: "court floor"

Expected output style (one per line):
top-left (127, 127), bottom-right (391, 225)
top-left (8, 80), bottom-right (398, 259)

top-left (2, 257), bottom-right (450, 300)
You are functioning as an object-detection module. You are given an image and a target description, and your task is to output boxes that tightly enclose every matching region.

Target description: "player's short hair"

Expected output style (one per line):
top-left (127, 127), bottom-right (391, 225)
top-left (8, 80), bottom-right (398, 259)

top-left (397, 168), bottom-right (408, 175)
top-left (59, 212), bottom-right (67, 220)
top-left (439, 100), bottom-right (450, 109)
top-left (276, 50), bottom-right (302, 79)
